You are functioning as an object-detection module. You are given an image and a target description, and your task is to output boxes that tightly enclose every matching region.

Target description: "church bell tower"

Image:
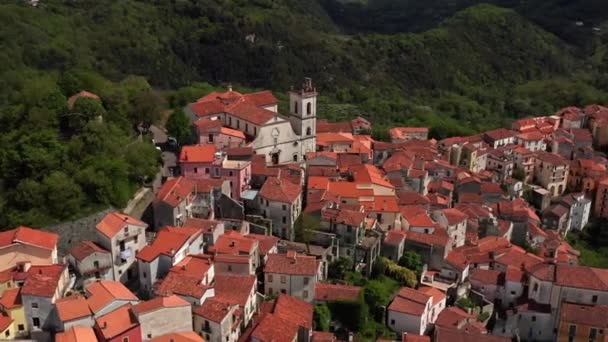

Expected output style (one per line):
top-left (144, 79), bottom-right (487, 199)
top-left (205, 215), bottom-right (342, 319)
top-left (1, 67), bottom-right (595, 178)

top-left (288, 78), bottom-right (317, 161)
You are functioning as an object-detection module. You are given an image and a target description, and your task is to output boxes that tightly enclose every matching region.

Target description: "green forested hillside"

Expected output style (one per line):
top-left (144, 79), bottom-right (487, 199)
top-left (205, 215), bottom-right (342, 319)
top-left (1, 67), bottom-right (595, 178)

top-left (0, 0), bottom-right (607, 226)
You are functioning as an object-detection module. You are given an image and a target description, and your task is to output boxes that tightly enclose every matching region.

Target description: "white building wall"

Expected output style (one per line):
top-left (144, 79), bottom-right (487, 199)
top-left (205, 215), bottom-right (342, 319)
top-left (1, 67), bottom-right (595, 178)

top-left (387, 310), bottom-right (425, 335)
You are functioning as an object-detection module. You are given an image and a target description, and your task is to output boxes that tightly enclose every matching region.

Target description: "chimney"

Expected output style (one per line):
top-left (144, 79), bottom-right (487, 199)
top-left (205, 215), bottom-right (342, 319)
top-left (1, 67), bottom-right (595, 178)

top-left (123, 216), bottom-right (128, 221)
top-left (170, 248), bottom-right (175, 255)
top-left (230, 241), bottom-right (236, 247)
top-left (103, 321), bottom-right (108, 329)
top-left (287, 250), bottom-right (297, 263)
top-left (228, 83), bottom-right (233, 92)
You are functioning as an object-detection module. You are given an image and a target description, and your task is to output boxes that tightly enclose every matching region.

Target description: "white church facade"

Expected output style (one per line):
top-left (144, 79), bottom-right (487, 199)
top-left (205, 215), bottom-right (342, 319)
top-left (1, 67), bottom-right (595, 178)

top-left (184, 78), bottom-right (318, 165)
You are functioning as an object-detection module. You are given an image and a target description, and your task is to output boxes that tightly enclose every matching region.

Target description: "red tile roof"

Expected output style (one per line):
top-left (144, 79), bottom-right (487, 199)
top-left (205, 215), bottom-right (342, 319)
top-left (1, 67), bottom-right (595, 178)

top-left (265, 253), bottom-right (319, 276)
top-left (95, 304), bottom-right (139, 340)
top-left (209, 231), bottom-right (257, 255)
top-left (259, 177), bottom-right (302, 203)
top-left (388, 287), bottom-right (430, 316)
top-left (132, 295), bottom-right (190, 315)
top-left (137, 226), bottom-right (202, 262)
top-left (55, 294), bottom-right (92, 322)
top-left (555, 264), bottom-right (608, 291)
top-left (69, 241), bottom-right (109, 261)
top-left (96, 212), bottom-right (146, 239)
top-left (314, 283), bottom-right (362, 302)
top-left (243, 234), bottom-right (279, 256)
top-left (484, 128), bottom-right (517, 141)
top-left (156, 177), bottom-right (196, 208)
top-left (312, 331), bottom-right (337, 342)
top-left (321, 207), bottom-right (366, 227)
top-left (168, 254), bottom-right (213, 280)
top-left (21, 264), bottom-right (66, 298)
top-left (67, 90), bottom-right (100, 109)
top-left (251, 313), bottom-right (299, 342)
top-left (190, 89), bottom-right (277, 125)
top-left (86, 280), bottom-right (138, 314)
top-left (0, 226), bottom-right (59, 250)
top-left (402, 334), bottom-right (431, 342)
top-left (350, 164), bottom-right (394, 188)
top-left (0, 287), bottom-right (22, 310)
top-left (308, 176), bottom-right (330, 191)
top-left (316, 120), bottom-right (353, 133)
top-left (55, 326), bottom-right (98, 342)
top-left (213, 274), bottom-right (255, 307)
top-left (435, 306), bottom-right (474, 329)
top-left (418, 286), bottom-right (446, 305)
top-left (193, 298), bottom-right (232, 323)
top-left (384, 230), bottom-right (407, 246)
top-left (397, 191), bottom-right (430, 206)
top-left (470, 268), bottom-right (502, 286)
top-left (560, 302), bottom-right (608, 327)
top-left (316, 132), bottom-right (354, 145)
top-left (401, 205), bottom-right (435, 227)
top-left (434, 326), bottom-right (509, 342)
top-left (390, 127), bottom-right (429, 139)
top-left (406, 230), bottom-right (450, 247)
top-left (154, 272), bottom-right (209, 299)
top-left (150, 332), bottom-right (206, 342)
top-left (180, 144), bottom-right (217, 163)
top-left (274, 294), bottom-right (313, 329)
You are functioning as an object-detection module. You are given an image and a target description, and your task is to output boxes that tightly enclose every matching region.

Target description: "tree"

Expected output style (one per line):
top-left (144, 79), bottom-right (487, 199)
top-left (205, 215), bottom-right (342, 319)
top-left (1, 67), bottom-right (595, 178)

top-left (294, 213), bottom-right (320, 245)
top-left (62, 97), bottom-right (106, 134)
top-left (42, 171), bottom-right (84, 219)
top-left (313, 305), bottom-right (331, 331)
top-left (328, 257), bottom-right (354, 280)
top-left (166, 109), bottom-right (193, 146)
top-left (132, 90), bottom-right (166, 125)
top-left (512, 167), bottom-right (526, 182)
top-left (398, 251), bottom-right (424, 277)
top-left (125, 142), bottom-right (160, 183)
top-left (363, 276), bottom-right (398, 321)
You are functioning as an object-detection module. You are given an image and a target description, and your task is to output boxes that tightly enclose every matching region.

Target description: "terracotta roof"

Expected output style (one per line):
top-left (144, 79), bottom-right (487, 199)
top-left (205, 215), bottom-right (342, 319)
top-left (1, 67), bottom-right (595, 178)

top-left (0, 313), bottom-right (11, 333)
top-left (132, 295), bottom-right (189, 315)
top-left (350, 164), bottom-right (394, 189)
top-left (168, 254), bottom-right (213, 280)
top-left (401, 205), bottom-right (435, 227)
top-left (193, 298), bottom-right (232, 323)
top-left (418, 286), bottom-right (446, 305)
top-left (180, 144), bottom-right (217, 163)
top-left (0, 287), bottom-right (22, 310)
top-left (251, 313), bottom-right (299, 342)
top-left (390, 127), bottom-right (430, 139)
top-left (388, 290), bottom-right (429, 316)
top-left (190, 89), bottom-right (277, 125)
top-left (21, 264), bottom-right (66, 297)
top-left (314, 283), bottom-right (362, 302)
top-left (321, 207), bottom-right (366, 227)
top-left (0, 226), bottom-right (59, 250)
top-left (405, 230), bottom-right (450, 247)
top-left (259, 177), bottom-right (302, 203)
top-left (484, 128), bottom-right (517, 142)
top-left (434, 326), bottom-right (509, 342)
top-left (384, 230), bottom-right (407, 246)
top-left (274, 294), bottom-right (313, 329)
top-left (402, 334), bottom-right (431, 342)
top-left (560, 302), bottom-right (608, 327)
top-left (470, 268), bottom-right (502, 286)
top-left (69, 241), bottom-right (109, 261)
top-left (96, 212), bottom-right (146, 239)
top-left (86, 280), bottom-right (138, 314)
top-left (95, 304), bottom-right (139, 340)
top-left (213, 274), bottom-right (255, 307)
top-left (137, 226), bottom-right (202, 262)
top-left (534, 151), bottom-right (567, 166)
top-left (397, 191), bottom-right (430, 206)
top-left (265, 253), bottom-right (319, 276)
top-left (154, 272), bottom-right (209, 299)
top-left (55, 326), bottom-right (98, 342)
top-left (316, 132), bottom-right (354, 145)
top-left (55, 294), bottom-right (92, 322)
top-left (67, 90), bottom-right (100, 109)
top-left (150, 332), bottom-right (206, 342)
top-left (209, 231), bottom-right (257, 255)
top-left (308, 176), bottom-right (330, 191)
top-left (517, 131), bottom-right (544, 141)
top-left (317, 120), bottom-right (353, 133)
top-left (435, 306), bottom-right (474, 329)
top-left (243, 234), bottom-right (279, 256)
top-left (312, 331), bottom-right (337, 342)
top-left (156, 177), bottom-right (195, 208)
top-left (183, 218), bottom-right (221, 233)
top-left (555, 264), bottom-right (608, 291)
top-left (359, 195), bottom-right (400, 213)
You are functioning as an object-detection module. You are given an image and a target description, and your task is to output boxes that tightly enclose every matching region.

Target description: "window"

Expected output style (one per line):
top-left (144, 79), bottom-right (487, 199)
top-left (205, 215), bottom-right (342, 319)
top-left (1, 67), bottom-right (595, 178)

top-left (124, 227), bottom-right (128, 233)
top-left (194, 167), bottom-right (198, 173)
top-left (32, 317), bottom-right (40, 328)
top-left (569, 324), bottom-right (577, 336)
top-left (237, 119), bottom-right (240, 128)
top-left (205, 168), bottom-right (210, 174)
top-left (306, 127), bottom-right (311, 136)
top-left (134, 235), bottom-right (138, 244)
top-left (208, 134), bottom-right (214, 143)
top-left (254, 127), bottom-right (257, 136)
top-left (281, 289), bottom-right (286, 294)
top-left (590, 328), bottom-right (599, 340)
top-left (229, 117), bottom-right (232, 126)
top-left (18, 325), bottom-right (24, 332)
top-left (390, 319), bottom-right (395, 325)
top-left (282, 217), bottom-right (287, 224)
top-left (303, 277), bottom-right (309, 285)
top-left (147, 334), bottom-right (152, 339)
top-left (531, 316), bottom-right (536, 322)
top-left (293, 154), bottom-right (298, 162)
top-left (268, 275), bottom-right (273, 283)
top-left (5, 330), bottom-right (9, 337)
top-left (143, 272), bottom-right (147, 279)
top-left (281, 276), bottom-right (287, 284)
top-left (246, 123), bottom-right (249, 132)
top-left (307, 102), bottom-right (312, 115)
top-left (204, 320), bottom-right (210, 331)
top-left (533, 283), bottom-right (539, 292)
top-left (93, 261), bottom-right (99, 268)
top-left (123, 337), bottom-right (129, 342)
top-left (229, 171), bottom-right (233, 177)
top-left (31, 303), bottom-right (38, 309)
top-left (303, 290), bottom-right (309, 298)
top-left (592, 295), bottom-right (598, 303)
top-left (294, 102), bottom-right (298, 114)
top-left (228, 265), bottom-right (232, 272)
top-left (282, 205), bottom-right (287, 211)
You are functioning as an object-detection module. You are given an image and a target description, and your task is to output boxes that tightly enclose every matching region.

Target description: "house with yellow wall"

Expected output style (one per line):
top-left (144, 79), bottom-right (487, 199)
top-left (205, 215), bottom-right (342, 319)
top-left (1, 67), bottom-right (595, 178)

top-left (0, 287), bottom-right (27, 339)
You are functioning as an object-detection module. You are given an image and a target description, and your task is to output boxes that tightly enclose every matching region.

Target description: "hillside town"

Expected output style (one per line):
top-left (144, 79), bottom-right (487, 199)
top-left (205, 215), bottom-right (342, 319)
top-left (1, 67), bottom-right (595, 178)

top-left (1, 78), bottom-right (608, 342)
